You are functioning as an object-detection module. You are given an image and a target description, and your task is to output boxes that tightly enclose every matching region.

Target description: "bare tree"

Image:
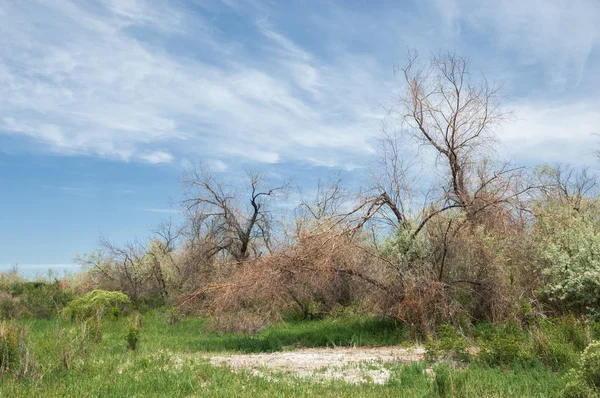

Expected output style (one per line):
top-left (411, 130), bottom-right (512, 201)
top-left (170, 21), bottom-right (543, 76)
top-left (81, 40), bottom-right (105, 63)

top-left (76, 237), bottom-right (151, 305)
top-left (397, 51), bottom-right (504, 212)
top-left (358, 52), bottom-right (538, 240)
top-left (182, 166), bottom-right (289, 261)
top-left (536, 164), bottom-right (598, 212)
top-left (147, 219), bottom-right (182, 301)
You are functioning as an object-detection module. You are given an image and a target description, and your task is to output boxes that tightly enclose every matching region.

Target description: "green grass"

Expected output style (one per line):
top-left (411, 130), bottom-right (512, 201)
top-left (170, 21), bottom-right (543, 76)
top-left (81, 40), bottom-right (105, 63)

top-left (183, 315), bottom-right (411, 353)
top-left (0, 314), bottom-right (568, 397)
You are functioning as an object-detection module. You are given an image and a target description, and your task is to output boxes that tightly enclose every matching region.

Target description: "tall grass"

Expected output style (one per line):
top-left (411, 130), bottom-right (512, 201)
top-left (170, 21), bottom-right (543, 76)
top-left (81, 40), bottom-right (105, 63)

top-left (0, 314), bottom-right (574, 397)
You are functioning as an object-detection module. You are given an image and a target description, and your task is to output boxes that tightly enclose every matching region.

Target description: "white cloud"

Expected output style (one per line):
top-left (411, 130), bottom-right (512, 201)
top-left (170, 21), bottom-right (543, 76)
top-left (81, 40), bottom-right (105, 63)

top-left (0, 0), bottom-right (387, 169)
top-left (210, 159), bottom-right (229, 172)
top-left (432, 0), bottom-right (600, 88)
top-left (499, 100), bottom-right (600, 166)
top-left (0, 0), bottom-right (598, 171)
top-left (139, 151), bottom-right (174, 164)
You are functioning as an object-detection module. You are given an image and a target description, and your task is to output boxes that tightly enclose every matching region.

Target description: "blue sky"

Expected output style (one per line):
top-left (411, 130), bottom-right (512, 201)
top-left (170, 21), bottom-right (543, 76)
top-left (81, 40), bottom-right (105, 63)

top-left (1, 0), bottom-right (600, 275)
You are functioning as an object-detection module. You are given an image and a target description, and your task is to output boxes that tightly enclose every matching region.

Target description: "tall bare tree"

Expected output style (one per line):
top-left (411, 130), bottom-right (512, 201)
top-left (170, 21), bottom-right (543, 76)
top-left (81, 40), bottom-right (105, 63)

top-left (361, 52), bottom-right (537, 240)
top-left (182, 166), bottom-right (289, 261)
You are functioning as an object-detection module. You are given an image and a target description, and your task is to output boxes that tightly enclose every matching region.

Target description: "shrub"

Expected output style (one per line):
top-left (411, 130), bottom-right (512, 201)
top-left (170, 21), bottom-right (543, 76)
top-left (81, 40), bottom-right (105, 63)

top-left (0, 321), bottom-right (36, 377)
top-left (109, 306), bottom-right (122, 320)
top-left (62, 290), bottom-right (130, 343)
top-left (10, 281), bottom-right (73, 319)
top-left (56, 321), bottom-right (90, 370)
top-left (533, 199), bottom-right (600, 315)
top-left (161, 307), bottom-right (182, 325)
top-left (424, 325), bottom-right (471, 364)
top-left (561, 341), bottom-right (600, 398)
top-left (0, 293), bottom-right (22, 320)
top-left (581, 341), bottom-right (600, 388)
top-left (430, 363), bottom-right (453, 397)
top-left (532, 316), bottom-right (586, 370)
top-left (62, 290), bottom-right (130, 322)
top-left (125, 321), bottom-right (140, 351)
top-left (0, 321), bottom-right (19, 372)
top-left (478, 323), bottom-right (535, 367)
top-left (562, 368), bottom-right (598, 398)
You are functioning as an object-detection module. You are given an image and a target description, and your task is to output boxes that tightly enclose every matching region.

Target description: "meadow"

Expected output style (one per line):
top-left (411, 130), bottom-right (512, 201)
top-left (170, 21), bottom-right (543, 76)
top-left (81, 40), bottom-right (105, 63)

top-left (0, 312), bottom-right (585, 397)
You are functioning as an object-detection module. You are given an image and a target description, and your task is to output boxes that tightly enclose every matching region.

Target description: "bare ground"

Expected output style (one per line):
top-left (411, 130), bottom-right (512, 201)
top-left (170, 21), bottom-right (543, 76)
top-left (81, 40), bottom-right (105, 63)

top-left (209, 346), bottom-right (426, 384)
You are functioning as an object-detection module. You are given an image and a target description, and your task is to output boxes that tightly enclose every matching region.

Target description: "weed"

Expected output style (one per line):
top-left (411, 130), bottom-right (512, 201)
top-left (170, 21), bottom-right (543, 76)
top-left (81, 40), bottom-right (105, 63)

top-left (125, 321), bottom-right (140, 351)
top-left (424, 324), bottom-right (471, 364)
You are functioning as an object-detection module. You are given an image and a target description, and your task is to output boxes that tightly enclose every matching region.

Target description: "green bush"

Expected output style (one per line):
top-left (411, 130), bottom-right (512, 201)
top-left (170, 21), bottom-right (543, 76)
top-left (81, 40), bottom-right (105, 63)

top-left (0, 294), bottom-right (22, 320)
top-left (161, 307), bottom-right (182, 325)
top-left (431, 363), bottom-right (453, 397)
top-left (581, 341), bottom-right (600, 387)
top-left (424, 325), bottom-right (471, 364)
top-left (62, 290), bottom-right (130, 343)
top-left (11, 281), bottom-right (73, 319)
top-left (125, 321), bottom-right (140, 351)
top-left (62, 290), bottom-right (130, 322)
top-left (533, 316), bottom-right (586, 370)
top-left (109, 306), bottom-right (122, 320)
top-left (478, 323), bottom-right (535, 367)
top-left (533, 199), bottom-right (600, 315)
top-left (561, 341), bottom-right (600, 397)
top-left (55, 321), bottom-right (90, 371)
top-left (562, 368), bottom-right (598, 398)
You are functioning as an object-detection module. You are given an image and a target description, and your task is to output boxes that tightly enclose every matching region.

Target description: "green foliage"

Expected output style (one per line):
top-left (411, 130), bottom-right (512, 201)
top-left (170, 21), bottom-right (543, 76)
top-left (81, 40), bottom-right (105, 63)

top-left (0, 321), bottom-right (36, 377)
top-left (380, 228), bottom-right (429, 267)
top-left (0, 321), bottom-right (20, 372)
top-left (562, 368), bottom-right (598, 398)
top-left (534, 199), bottom-right (600, 315)
top-left (62, 290), bottom-right (130, 343)
top-left (532, 316), bottom-right (587, 370)
top-left (581, 341), bottom-right (600, 388)
top-left (0, 294), bottom-right (22, 320)
top-left (424, 324), bottom-right (471, 364)
top-left (109, 306), bottom-right (122, 320)
top-left (431, 363), bottom-right (453, 397)
top-left (0, 315), bottom-right (567, 397)
top-left (56, 321), bottom-right (90, 371)
top-left (478, 323), bottom-right (535, 367)
top-left (160, 307), bottom-right (182, 325)
top-left (2, 281), bottom-right (73, 319)
top-left (125, 321), bottom-right (140, 351)
top-left (561, 341), bottom-right (600, 398)
top-left (62, 290), bottom-right (130, 322)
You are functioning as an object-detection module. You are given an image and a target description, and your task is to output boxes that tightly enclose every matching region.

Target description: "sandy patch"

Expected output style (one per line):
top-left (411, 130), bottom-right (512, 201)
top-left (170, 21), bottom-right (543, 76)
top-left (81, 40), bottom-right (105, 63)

top-left (210, 346), bottom-right (425, 384)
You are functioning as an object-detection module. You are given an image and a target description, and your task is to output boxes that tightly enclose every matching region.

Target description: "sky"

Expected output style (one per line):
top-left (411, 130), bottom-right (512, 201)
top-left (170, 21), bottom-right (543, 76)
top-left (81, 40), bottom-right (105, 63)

top-left (1, 0), bottom-right (600, 275)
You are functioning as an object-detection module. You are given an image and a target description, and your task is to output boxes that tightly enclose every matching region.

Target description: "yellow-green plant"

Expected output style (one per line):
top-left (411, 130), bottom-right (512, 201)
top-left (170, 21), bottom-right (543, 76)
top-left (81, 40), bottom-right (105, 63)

top-left (62, 290), bottom-right (130, 342)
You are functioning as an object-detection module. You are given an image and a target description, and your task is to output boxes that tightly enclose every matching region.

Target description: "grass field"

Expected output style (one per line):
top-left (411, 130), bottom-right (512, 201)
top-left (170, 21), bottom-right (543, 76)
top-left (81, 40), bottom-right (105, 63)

top-left (0, 314), bottom-right (568, 397)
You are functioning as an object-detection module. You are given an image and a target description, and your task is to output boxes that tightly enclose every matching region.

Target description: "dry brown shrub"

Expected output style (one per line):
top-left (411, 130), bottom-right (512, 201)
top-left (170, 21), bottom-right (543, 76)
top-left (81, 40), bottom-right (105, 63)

top-left (379, 279), bottom-right (456, 333)
top-left (180, 229), bottom-right (395, 332)
top-left (178, 202), bottom-right (536, 334)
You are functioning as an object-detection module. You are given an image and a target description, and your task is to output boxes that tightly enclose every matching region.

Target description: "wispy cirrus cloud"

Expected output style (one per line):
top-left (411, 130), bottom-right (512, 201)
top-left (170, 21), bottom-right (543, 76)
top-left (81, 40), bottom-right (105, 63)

top-left (141, 208), bottom-right (180, 214)
top-left (0, 0), bottom-right (386, 169)
top-left (0, 0), bottom-right (598, 171)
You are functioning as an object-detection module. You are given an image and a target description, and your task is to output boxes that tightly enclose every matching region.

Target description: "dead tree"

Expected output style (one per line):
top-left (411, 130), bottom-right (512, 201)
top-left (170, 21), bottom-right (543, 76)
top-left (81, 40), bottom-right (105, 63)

top-left (536, 164), bottom-right (598, 212)
top-left (182, 166), bottom-right (289, 261)
top-left (355, 52), bottom-right (538, 240)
